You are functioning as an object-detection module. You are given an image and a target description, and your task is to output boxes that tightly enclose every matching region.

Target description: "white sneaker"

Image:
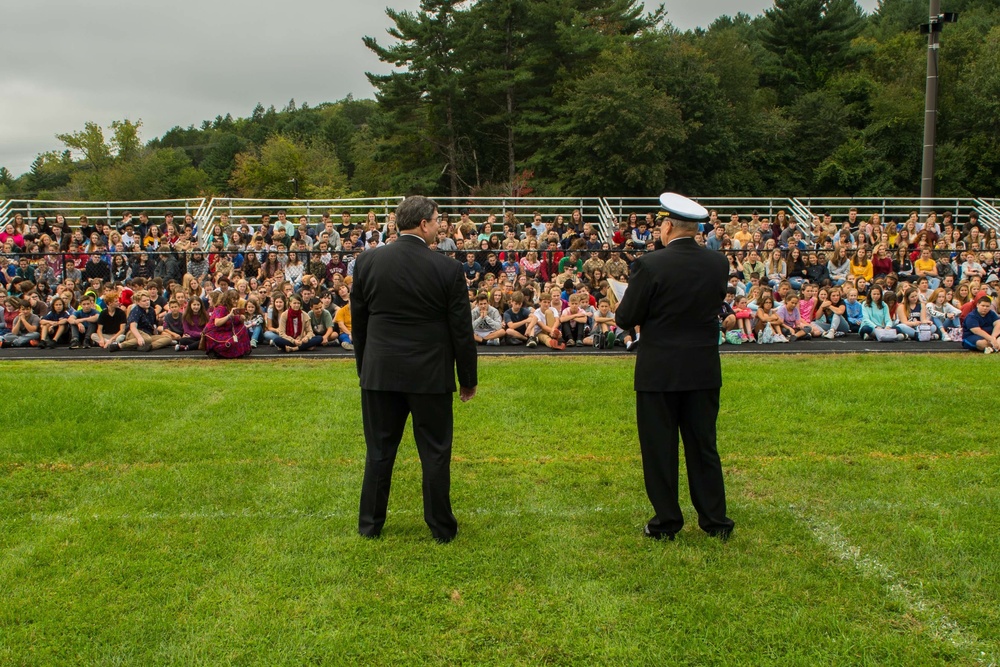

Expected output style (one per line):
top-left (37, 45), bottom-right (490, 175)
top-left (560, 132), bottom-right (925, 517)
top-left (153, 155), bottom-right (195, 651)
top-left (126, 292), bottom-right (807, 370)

top-left (985, 347), bottom-right (994, 355)
top-left (896, 333), bottom-right (906, 341)
top-left (822, 329), bottom-right (836, 340)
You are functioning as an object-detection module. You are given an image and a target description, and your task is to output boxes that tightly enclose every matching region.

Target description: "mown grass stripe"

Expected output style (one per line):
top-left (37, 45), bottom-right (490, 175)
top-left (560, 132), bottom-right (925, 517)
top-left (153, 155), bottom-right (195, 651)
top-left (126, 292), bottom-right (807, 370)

top-left (2, 449), bottom-right (994, 474)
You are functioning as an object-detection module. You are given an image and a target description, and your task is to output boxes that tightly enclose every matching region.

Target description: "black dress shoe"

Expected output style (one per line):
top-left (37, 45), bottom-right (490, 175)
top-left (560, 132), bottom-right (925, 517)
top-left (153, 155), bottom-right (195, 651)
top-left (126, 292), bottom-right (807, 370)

top-left (434, 534), bottom-right (456, 545)
top-left (708, 528), bottom-right (733, 542)
top-left (643, 525), bottom-right (675, 541)
top-left (359, 531), bottom-right (381, 540)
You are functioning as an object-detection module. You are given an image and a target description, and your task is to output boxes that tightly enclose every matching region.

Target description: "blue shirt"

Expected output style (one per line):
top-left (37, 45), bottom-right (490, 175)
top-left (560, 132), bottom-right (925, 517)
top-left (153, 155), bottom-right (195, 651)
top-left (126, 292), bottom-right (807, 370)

top-left (42, 310), bottom-right (70, 323)
top-left (862, 302), bottom-right (891, 328)
top-left (74, 307), bottom-right (99, 319)
top-left (463, 262), bottom-right (483, 281)
top-left (504, 307), bottom-right (533, 326)
top-left (963, 309), bottom-right (999, 337)
top-left (845, 300), bottom-right (863, 325)
top-left (127, 305), bottom-right (158, 335)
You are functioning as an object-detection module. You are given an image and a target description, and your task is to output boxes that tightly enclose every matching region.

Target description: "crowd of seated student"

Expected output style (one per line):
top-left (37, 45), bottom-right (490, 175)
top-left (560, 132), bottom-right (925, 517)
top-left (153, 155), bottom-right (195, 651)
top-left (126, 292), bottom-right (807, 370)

top-left (3, 205), bottom-right (1000, 355)
top-left (697, 207), bottom-right (1000, 351)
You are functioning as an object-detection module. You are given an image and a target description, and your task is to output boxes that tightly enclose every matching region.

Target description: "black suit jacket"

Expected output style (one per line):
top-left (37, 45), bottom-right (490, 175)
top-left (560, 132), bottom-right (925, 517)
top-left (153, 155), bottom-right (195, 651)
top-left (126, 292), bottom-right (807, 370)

top-left (616, 237), bottom-right (728, 392)
top-left (351, 234), bottom-right (477, 393)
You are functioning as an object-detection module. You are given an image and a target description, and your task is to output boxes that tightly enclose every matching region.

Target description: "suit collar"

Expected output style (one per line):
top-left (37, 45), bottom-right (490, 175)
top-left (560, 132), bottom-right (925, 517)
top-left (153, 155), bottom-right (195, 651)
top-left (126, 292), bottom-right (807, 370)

top-left (398, 233), bottom-right (428, 247)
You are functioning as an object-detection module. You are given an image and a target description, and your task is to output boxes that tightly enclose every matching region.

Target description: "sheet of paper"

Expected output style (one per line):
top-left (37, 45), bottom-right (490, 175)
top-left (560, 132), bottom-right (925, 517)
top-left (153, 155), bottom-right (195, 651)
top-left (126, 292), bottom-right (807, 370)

top-left (608, 277), bottom-right (628, 302)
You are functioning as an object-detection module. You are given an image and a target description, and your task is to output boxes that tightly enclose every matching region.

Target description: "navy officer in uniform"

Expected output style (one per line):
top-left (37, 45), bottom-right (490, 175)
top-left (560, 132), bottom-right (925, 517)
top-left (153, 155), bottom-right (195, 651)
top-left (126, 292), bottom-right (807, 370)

top-left (615, 193), bottom-right (735, 541)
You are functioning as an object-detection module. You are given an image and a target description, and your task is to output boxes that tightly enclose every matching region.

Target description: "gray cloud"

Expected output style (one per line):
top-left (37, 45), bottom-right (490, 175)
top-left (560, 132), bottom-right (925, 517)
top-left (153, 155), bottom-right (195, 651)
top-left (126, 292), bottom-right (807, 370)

top-left (1, 0), bottom-right (879, 177)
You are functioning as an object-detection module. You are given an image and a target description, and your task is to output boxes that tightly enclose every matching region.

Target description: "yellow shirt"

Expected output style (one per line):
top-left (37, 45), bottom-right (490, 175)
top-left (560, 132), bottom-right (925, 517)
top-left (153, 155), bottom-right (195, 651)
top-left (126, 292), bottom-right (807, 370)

top-left (914, 258), bottom-right (936, 274)
top-left (334, 304), bottom-right (352, 333)
top-left (849, 261), bottom-right (873, 281)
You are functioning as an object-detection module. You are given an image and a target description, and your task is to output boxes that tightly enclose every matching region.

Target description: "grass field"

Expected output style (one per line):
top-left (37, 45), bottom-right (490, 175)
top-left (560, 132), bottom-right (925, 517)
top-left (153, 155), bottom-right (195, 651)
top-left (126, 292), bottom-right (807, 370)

top-left (0, 355), bottom-right (998, 666)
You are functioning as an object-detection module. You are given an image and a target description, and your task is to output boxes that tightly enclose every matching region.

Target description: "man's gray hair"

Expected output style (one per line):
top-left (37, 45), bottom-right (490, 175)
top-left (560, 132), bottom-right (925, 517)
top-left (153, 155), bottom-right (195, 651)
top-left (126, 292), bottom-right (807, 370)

top-left (668, 217), bottom-right (700, 233)
top-left (396, 196), bottom-right (439, 231)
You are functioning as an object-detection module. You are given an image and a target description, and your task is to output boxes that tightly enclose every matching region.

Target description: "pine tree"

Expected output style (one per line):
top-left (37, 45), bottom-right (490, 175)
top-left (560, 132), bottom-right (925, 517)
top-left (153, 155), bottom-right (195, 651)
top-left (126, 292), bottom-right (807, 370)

top-left (760, 0), bottom-right (866, 94)
top-left (364, 0), bottom-right (470, 197)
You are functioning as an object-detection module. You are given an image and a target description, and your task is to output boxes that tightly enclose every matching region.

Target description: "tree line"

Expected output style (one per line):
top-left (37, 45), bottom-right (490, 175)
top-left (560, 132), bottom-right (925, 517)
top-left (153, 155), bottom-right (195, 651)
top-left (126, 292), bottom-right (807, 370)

top-left (2, 0), bottom-right (998, 203)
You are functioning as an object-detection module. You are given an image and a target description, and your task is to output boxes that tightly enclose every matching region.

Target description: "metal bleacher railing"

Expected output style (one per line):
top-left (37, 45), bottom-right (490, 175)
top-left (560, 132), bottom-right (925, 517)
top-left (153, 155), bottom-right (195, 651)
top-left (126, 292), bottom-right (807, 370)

top-left (198, 196), bottom-right (613, 248)
top-left (199, 197), bottom-right (401, 248)
top-left (0, 198), bottom-right (207, 234)
top-left (974, 198), bottom-right (1000, 230)
top-left (604, 197), bottom-right (818, 243)
top-left (428, 197), bottom-right (609, 237)
top-left (794, 197), bottom-right (1000, 232)
top-left (3, 196), bottom-right (998, 245)
top-left (606, 197), bottom-right (806, 223)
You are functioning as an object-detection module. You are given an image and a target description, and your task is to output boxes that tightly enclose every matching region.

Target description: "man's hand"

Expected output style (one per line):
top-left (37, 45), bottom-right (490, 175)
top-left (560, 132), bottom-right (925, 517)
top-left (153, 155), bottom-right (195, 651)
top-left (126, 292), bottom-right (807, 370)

top-left (459, 386), bottom-right (477, 403)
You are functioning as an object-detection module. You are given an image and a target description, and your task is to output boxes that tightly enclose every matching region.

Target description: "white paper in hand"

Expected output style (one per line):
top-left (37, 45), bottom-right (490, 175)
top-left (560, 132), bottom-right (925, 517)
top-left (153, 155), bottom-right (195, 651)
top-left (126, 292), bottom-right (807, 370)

top-left (608, 278), bottom-right (628, 302)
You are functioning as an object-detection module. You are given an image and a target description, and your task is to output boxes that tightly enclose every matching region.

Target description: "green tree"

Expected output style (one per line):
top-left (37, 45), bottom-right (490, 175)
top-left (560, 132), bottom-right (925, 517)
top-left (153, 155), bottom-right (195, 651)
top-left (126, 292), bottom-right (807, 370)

top-left (787, 90), bottom-right (851, 188)
top-left (459, 0), bottom-right (662, 193)
top-left (200, 133), bottom-right (247, 192)
top-left (101, 148), bottom-right (209, 200)
top-left (56, 122), bottom-right (112, 172)
top-left (859, 32), bottom-right (924, 193)
top-left (951, 25), bottom-right (1000, 193)
top-left (760, 0), bottom-right (866, 95)
top-left (230, 135), bottom-right (350, 199)
top-left (867, 0), bottom-right (928, 39)
top-left (25, 152), bottom-right (75, 197)
top-left (151, 125), bottom-right (210, 166)
top-left (110, 119), bottom-right (143, 162)
top-left (536, 44), bottom-right (685, 194)
top-left (814, 135), bottom-right (895, 195)
top-left (463, 0), bottom-right (529, 187)
top-left (365, 0), bottom-right (469, 197)
top-left (951, 25), bottom-right (1000, 133)
top-left (0, 166), bottom-right (12, 187)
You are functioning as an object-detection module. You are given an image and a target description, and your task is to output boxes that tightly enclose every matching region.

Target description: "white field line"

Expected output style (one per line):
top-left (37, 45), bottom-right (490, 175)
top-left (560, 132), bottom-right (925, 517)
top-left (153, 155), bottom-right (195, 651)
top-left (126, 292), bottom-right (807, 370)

top-left (793, 506), bottom-right (996, 667)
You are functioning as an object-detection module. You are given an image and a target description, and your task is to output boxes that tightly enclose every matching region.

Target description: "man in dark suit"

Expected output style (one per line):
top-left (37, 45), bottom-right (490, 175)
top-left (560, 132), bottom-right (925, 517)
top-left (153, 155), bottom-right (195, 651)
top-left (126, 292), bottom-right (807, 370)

top-left (351, 195), bottom-right (478, 543)
top-left (615, 193), bottom-right (735, 542)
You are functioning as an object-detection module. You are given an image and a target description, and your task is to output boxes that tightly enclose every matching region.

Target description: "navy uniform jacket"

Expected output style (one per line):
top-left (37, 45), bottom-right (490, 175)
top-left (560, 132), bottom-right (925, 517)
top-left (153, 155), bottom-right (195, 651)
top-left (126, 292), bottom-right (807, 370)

top-left (351, 234), bottom-right (477, 393)
top-left (616, 237), bottom-right (728, 392)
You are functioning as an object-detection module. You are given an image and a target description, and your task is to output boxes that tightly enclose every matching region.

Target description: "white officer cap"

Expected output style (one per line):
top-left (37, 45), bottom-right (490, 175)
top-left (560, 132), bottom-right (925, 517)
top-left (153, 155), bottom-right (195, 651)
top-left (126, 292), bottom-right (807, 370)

top-left (657, 193), bottom-right (709, 223)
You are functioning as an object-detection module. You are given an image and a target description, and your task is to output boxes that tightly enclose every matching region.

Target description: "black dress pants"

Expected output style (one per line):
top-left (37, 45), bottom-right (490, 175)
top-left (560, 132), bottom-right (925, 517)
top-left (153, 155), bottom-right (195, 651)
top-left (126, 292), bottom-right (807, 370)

top-left (359, 390), bottom-right (457, 541)
top-left (636, 389), bottom-right (734, 536)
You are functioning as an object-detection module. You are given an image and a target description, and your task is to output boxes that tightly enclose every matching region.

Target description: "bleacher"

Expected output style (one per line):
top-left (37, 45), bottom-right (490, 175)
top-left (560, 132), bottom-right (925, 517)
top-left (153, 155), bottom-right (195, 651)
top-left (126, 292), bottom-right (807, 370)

top-left (4, 195), bottom-right (998, 245)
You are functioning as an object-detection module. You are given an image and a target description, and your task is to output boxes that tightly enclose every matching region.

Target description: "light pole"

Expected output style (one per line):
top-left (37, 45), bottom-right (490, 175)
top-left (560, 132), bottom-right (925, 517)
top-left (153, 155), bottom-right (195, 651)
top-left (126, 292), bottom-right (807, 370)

top-left (919, 2), bottom-right (958, 218)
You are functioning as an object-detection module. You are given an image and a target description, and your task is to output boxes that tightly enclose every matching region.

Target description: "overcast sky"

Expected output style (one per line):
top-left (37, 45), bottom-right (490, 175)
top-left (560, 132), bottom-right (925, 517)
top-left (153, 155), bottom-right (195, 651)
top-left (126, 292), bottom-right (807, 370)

top-left (0, 0), bottom-right (880, 178)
